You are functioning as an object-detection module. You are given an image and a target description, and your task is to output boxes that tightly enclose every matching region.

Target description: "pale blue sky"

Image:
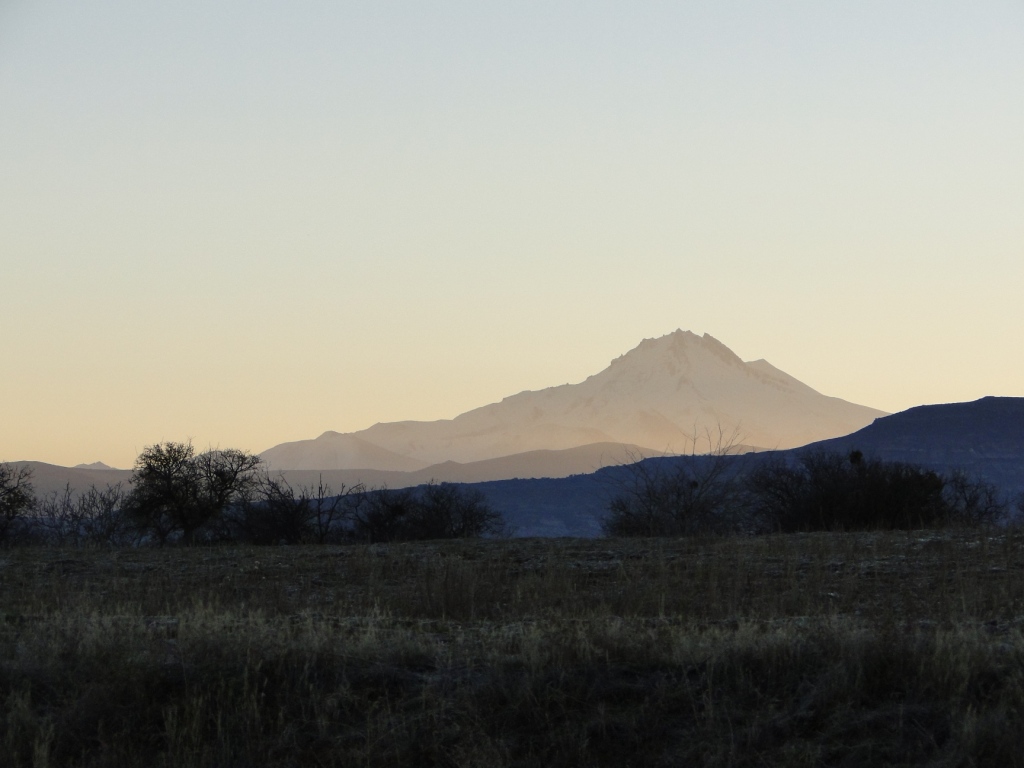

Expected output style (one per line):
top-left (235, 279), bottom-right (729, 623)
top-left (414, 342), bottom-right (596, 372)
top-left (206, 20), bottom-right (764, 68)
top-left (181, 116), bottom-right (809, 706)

top-left (2, 1), bottom-right (1023, 466)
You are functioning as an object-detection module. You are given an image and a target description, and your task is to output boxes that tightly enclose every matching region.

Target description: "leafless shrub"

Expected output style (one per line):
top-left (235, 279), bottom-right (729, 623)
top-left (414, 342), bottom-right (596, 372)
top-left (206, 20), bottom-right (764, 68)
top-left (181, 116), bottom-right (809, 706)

top-left (345, 486), bottom-right (416, 543)
top-left (232, 475), bottom-right (364, 544)
top-left (602, 427), bottom-right (750, 536)
top-left (747, 450), bottom-right (1008, 532)
top-left (412, 481), bottom-right (508, 539)
top-left (346, 482), bottom-right (506, 543)
top-left (34, 483), bottom-right (140, 547)
top-left (943, 469), bottom-right (1007, 526)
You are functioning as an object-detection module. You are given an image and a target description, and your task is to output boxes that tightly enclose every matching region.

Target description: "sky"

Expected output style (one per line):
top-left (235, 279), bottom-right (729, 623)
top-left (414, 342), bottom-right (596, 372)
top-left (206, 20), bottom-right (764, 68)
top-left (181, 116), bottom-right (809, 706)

top-left (2, 1), bottom-right (1023, 468)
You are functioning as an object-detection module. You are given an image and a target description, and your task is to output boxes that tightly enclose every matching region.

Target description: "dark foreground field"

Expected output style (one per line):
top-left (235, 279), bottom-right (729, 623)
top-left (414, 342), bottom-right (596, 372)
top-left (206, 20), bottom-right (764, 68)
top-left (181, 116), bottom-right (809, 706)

top-left (3, 532), bottom-right (1024, 766)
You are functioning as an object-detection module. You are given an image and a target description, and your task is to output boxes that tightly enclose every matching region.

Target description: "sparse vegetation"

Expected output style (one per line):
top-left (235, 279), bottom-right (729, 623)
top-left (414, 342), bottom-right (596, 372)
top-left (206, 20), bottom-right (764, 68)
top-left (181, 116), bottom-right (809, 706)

top-left (749, 449), bottom-right (1008, 531)
top-left (229, 475), bottom-right (362, 545)
top-left (6, 445), bottom-right (504, 549)
top-left (605, 449), bottom-right (1010, 536)
top-left (601, 452), bottom-right (747, 537)
top-left (349, 482), bottom-right (507, 543)
top-left (35, 483), bottom-right (134, 547)
top-left (3, 533), bottom-right (1024, 766)
top-left (602, 428), bottom-right (751, 537)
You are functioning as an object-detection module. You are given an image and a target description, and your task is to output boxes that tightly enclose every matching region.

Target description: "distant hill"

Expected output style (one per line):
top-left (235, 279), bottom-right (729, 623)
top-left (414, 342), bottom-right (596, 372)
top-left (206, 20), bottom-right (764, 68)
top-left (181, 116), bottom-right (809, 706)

top-left (809, 396), bottom-right (1024, 497)
top-left (262, 433), bottom-right (429, 472)
top-left (261, 330), bottom-right (886, 471)
top-left (273, 441), bottom-right (668, 491)
top-left (10, 462), bottom-right (133, 500)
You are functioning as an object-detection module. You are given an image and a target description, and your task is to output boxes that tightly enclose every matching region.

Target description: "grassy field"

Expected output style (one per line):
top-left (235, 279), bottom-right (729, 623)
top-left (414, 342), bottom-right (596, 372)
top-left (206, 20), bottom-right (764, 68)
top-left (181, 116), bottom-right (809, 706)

top-left (3, 532), bottom-right (1024, 766)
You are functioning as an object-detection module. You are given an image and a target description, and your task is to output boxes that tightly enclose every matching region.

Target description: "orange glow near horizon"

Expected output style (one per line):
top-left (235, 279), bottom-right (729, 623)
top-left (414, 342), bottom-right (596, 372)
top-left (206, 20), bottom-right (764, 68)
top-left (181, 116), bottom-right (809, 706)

top-left (2, 2), bottom-right (1023, 468)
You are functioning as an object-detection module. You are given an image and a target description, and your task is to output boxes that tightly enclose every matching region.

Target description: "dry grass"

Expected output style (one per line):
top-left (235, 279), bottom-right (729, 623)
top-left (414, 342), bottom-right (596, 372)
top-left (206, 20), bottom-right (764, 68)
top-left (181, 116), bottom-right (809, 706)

top-left (3, 531), bottom-right (1024, 766)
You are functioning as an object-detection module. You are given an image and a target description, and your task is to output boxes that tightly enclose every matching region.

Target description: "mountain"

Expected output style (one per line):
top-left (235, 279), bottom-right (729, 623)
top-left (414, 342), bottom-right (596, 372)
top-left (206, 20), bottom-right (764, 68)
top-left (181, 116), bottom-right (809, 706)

top-left (73, 461), bottom-right (120, 471)
top-left (261, 330), bottom-right (887, 470)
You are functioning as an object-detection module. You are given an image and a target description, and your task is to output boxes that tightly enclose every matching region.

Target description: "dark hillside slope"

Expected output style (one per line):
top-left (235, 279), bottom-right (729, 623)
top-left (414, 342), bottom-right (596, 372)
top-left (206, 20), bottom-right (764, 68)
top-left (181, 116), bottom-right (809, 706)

top-left (448, 455), bottom-right (762, 538)
top-left (464, 476), bottom-right (610, 538)
top-left (810, 397), bottom-right (1024, 497)
top-left (467, 398), bottom-right (1024, 536)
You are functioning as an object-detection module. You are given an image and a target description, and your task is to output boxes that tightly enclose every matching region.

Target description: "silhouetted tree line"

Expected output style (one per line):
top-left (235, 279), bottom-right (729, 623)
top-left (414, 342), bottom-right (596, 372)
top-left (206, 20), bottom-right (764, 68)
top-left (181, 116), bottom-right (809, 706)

top-left (603, 449), bottom-right (1015, 537)
top-left (2, 443), bottom-right (1017, 546)
top-left (0, 442), bottom-right (505, 547)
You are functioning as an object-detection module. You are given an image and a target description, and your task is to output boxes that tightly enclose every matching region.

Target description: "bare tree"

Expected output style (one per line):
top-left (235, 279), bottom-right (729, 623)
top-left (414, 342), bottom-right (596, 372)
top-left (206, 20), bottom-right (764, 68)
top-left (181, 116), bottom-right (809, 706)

top-left (0, 463), bottom-right (35, 545)
top-left (302, 476), bottom-right (364, 544)
top-left (234, 475), bottom-right (364, 545)
top-left (602, 426), bottom-right (749, 537)
top-left (942, 469), bottom-right (1007, 527)
top-left (126, 442), bottom-right (262, 545)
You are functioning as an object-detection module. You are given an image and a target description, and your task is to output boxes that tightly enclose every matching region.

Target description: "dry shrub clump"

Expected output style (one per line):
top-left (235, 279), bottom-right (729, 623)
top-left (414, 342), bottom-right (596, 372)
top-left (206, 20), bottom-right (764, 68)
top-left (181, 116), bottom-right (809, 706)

top-left (3, 533), bottom-right (1024, 766)
top-left (603, 449), bottom-right (1011, 536)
